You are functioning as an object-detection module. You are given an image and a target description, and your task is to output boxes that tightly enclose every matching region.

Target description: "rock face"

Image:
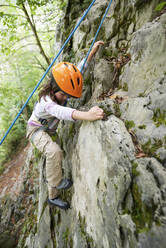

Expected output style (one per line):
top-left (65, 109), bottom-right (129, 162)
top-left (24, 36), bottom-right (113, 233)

top-left (1, 0), bottom-right (166, 247)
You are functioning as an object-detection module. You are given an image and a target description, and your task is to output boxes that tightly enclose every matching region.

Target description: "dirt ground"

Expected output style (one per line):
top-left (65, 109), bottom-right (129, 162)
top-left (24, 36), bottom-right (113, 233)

top-left (0, 143), bottom-right (30, 199)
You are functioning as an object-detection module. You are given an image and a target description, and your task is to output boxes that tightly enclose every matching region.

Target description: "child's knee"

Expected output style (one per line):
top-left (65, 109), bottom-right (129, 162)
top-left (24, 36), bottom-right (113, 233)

top-left (46, 142), bottom-right (63, 159)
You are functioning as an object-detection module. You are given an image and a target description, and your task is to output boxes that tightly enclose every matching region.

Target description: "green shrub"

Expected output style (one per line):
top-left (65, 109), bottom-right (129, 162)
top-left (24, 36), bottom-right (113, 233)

top-left (125, 120), bottom-right (135, 130)
top-left (155, 2), bottom-right (166, 11)
top-left (152, 108), bottom-right (166, 127)
top-left (0, 165), bottom-right (5, 175)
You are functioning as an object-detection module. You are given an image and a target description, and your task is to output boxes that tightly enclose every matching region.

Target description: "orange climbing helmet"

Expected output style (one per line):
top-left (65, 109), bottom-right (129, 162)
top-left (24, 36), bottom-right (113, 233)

top-left (52, 62), bottom-right (83, 98)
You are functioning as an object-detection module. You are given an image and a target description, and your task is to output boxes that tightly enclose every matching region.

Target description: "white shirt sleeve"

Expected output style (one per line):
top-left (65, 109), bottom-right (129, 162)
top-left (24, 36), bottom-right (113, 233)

top-left (77, 58), bottom-right (88, 74)
top-left (45, 101), bottom-right (76, 121)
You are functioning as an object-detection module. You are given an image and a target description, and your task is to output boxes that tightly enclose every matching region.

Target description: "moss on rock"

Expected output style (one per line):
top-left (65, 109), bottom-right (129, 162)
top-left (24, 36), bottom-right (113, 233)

top-left (131, 182), bottom-right (155, 234)
top-left (78, 212), bottom-right (95, 247)
top-left (131, 161), bottom-right (140, 177)
top-left (113, 103), bottom-right (121, 118)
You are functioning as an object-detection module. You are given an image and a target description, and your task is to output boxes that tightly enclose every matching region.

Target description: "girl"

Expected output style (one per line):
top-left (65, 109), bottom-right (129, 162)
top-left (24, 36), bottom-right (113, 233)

top-left (27, 41), bottom-right (104, 210)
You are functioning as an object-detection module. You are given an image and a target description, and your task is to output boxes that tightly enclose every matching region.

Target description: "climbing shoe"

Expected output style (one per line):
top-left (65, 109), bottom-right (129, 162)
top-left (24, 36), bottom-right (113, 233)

top-left (56, 179), bottom-right (73, 190)
top-left (48, 197), bottom-right (70, 210)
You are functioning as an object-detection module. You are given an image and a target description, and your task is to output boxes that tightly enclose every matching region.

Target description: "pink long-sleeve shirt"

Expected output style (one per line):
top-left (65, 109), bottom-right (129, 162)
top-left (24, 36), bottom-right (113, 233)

top-left (28, 95), bottom-right (75, 126)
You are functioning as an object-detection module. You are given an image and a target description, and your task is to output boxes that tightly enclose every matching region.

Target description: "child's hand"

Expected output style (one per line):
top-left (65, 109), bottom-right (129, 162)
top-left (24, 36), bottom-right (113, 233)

top-left (87, 106), bottom-right (104, 121)
top-left (72, 106), bottom-right (104, 121)
top-left (87, 41), bottom-right (104, 63)
top-left (92, 41), bottom-right (104, 55)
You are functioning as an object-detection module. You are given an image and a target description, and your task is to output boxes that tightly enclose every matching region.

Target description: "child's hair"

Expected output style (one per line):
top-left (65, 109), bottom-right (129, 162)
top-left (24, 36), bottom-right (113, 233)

top-left (39, 74), bottom-right (60, 102)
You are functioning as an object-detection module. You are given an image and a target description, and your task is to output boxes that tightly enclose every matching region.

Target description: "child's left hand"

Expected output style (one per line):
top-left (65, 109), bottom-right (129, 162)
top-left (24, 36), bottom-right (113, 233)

top-left (92, 41), bottom-right (104, 55)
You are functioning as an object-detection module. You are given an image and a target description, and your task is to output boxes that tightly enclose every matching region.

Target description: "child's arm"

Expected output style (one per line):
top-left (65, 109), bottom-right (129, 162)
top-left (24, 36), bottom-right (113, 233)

top-left (72, 106), bottom-right (104, 121)
top-left (77, 41), bottom-right (104, 74)
top-left (87, 41), bottom-right (104, 63)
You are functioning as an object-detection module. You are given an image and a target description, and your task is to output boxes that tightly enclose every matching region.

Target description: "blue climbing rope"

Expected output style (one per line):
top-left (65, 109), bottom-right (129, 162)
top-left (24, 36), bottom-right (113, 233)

top-left (80, 0), bottom-right (113, 73)
top-left (0, 0), bottom-right (97, 145)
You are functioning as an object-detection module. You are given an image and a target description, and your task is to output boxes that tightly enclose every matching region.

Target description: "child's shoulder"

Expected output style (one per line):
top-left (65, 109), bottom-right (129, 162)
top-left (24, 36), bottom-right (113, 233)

top-left (40, 95), bottom-right (59, 108)
top-left (40, 95), bottom-right (53, 103)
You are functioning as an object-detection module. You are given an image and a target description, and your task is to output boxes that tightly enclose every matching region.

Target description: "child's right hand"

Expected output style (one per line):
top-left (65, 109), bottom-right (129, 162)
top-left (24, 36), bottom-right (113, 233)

top-left (87, 106), bottom-right (104, 121)
top-left (72, 106), bottom-right (104, 121)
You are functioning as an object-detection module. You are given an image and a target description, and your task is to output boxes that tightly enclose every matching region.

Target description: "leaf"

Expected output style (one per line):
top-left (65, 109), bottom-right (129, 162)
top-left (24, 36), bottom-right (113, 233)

top-left (109, 94), bottom-right (118, 99)
top-left (155, 2), bottom-right (166, 11)
top-left (0, 12), bottom-right (4, 17)
top-left (16, 0), bottom-right (25, 5)
top-left (135, 152), bottom-right (146, 158)
top-left (109, 94), bottom-right (128, 103)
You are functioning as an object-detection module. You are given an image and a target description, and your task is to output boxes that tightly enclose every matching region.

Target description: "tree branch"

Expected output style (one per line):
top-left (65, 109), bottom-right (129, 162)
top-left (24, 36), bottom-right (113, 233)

top-left (11, 33), bottom-right (53, 46)
top-left (0, 4), bottom-right (23, 10)
top-left (21, 3), bottom-right (51, 66)
top-left (34, 56), bottom-right (47, 71)
top-left (11, 43), bottom-right (39, 55)
top-left (0, 13), bottom-right (26, 19)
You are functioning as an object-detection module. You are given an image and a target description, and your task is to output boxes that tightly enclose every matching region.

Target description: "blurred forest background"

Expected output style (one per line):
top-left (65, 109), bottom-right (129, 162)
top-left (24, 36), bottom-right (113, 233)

top-left (0, 0), bottom-right (66, 170)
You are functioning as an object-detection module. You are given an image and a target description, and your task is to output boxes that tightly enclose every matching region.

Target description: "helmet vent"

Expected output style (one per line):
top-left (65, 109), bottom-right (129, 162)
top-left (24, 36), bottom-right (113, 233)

top-left (70, 79), bottom-right (75, 89)
top-left (72, 65), bottom-right (77, 72)
top-left (77, 77), bottom-right (80, 86)
top-left (64, 63), bottom-right (69, 67)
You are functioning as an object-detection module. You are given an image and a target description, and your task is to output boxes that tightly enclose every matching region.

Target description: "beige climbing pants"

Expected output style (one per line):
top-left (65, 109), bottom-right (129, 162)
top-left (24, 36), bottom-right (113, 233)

top-left (27, 125), bottom-right (63, 199)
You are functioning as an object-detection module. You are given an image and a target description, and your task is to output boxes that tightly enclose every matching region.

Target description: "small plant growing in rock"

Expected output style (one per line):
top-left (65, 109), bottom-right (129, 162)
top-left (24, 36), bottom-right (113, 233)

top-left (113, 103), bottom-right (121, 118)
top-left (138, 92), bottom-right (145, 97)
top-left (141, 139), bottom-right (163, 157)
top-left (138, 125), bottom-right (146, 129)
top-left (152, 108), bottom-right (166, 127)
top-left (155, 2), bottom-right (166, 11)
top-left (125, 120), bottom-right (135, 130)
top-left (122, 83), bottom-right (128, 91)
top-left (131, 183), bottom-right (155, 234)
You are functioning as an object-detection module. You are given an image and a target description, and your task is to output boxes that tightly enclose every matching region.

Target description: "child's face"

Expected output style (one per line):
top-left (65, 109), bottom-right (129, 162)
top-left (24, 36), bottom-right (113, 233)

top-left (55, 91), bottom-right (68, 104)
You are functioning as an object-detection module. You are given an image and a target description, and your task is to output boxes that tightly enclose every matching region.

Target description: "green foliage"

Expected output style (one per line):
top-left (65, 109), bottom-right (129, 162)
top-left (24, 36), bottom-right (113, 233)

top-left (131, 161), bottom-right (140, 177)
top-left (122, 82), bottom-right (128, 91)
top-left (16, 0), bottom-right (56, 15)
top-left (103, 48), bottom-right (112, 57)
top-left (141, 139), bottom-right (163, 157)
top-left (56, 0), bottom-right (67, 10)
top-left (152, 108), bottom-right (166, 127)
top-left (0, 117), bottom-right (27, 165)
top-left (0, 0), bottom-right (62, 166)
top-left (138, 124), bottom-right (146, 129)
top-left (155, 2), bottom-right (166, 11)
top-left (0, 0), bottom-right (62, 58)
top-left (113, 103), bottom-right (121, 118)
top-left (138, 92), bottom-right (145, 97)
top-left (0, 165), bottom-right (5, 175)
top-left (98, 104), bottom-right (112, 119)
top-left (0, 65), bottom-right (39, 165)
top-left (125, 120), bottom-right (135, 130)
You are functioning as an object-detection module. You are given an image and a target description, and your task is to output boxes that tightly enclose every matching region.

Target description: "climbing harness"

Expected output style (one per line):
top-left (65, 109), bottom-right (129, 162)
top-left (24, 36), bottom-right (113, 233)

top-left (0, 0), bottom-right (113, 145)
